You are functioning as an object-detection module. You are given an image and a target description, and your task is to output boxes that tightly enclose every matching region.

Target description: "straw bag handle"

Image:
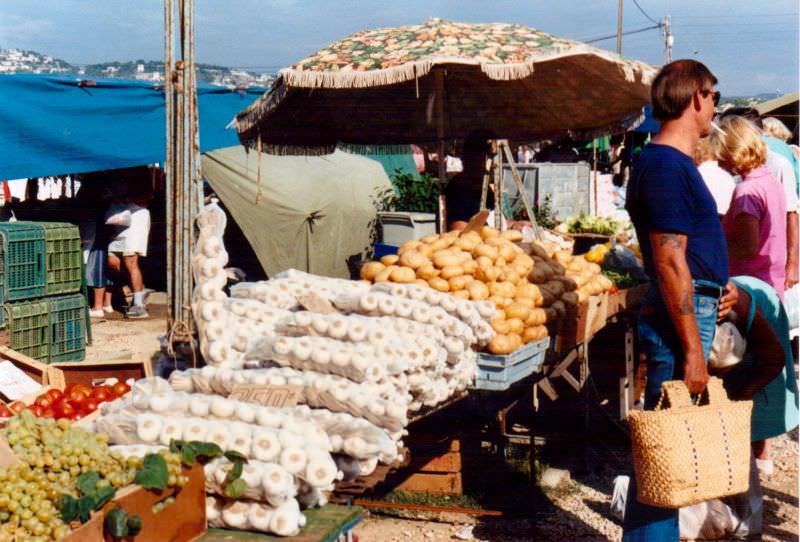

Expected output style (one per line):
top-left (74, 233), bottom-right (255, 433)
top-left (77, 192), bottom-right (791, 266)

top-left (655, 377), bottom-right (729, 410)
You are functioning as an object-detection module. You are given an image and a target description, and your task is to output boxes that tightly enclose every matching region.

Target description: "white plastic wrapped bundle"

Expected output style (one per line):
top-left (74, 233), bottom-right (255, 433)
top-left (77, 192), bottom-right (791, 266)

top-left (268, 335), bottom-right (387, 382)
top-left (204, 458), bottom-right (296, 505)
top-left (206, 496), bottom-right (306, 536)
top-left (229, 282), bottom-right (298, 310)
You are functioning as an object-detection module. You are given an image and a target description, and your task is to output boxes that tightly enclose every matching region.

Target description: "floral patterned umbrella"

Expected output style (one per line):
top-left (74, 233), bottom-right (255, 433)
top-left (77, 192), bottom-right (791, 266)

top-left (234, 18), bottom-right (655, 153)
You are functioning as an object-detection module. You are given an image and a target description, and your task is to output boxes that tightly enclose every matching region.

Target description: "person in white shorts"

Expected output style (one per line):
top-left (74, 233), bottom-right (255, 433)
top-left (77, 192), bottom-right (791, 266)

top-left (108, 197), bottom-right (151, 319)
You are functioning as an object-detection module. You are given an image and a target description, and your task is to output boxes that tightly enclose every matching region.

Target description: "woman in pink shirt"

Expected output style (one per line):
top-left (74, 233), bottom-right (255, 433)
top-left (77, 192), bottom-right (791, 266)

top-left (714, 116), bottom-right (787, 300)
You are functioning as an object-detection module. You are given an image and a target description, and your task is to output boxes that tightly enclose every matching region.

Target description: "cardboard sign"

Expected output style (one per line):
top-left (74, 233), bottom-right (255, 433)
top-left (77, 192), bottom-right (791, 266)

top-left (229, 384), bottom-right (303, 407)
top-left (296, 293), bottom-right (337, 314)
top-left (0, 361), bottom-right (43, 401)
top-left (463, 210), bottom-right (490, 234)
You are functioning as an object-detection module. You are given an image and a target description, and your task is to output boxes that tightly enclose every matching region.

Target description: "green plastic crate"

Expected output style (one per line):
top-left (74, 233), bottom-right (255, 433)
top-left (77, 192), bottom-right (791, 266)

top-left (4, 299), bottom-right (49, 362)
top-left (47, 293), bottom-right (87, 363)
top-left (41, 223), bottom-right (82, 295)
top-left (0, 223), bottom-right (46, 302)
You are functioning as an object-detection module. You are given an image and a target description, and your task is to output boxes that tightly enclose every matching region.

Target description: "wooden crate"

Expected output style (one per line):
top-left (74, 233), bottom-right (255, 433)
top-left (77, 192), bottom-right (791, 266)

top-left (0, 345), bottom-right (65, 393)
top-left (393, 436), bottom-right (463, 495)
top-left (50, 359), bottom-right (152, 387)
top-left (62, 463), bottom-right (207, 542)
top-left (554, 293), bottom-right (609, 355)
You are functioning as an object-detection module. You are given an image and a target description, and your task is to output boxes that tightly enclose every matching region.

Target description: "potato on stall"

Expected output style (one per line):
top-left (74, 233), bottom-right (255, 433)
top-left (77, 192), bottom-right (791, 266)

top-left (500, 229), bottom-right (523, 242)
top-left (360, 261), bottom-right (385, 281)
top-left (380, 254), bottom-right (399, 266)
top-left (480, 226), bottom-right (500, 240)
top-left (390, 266), bottom-right (416, 283)
top-left (374, 264), bottom-right (398, 282)
top-left (428, 277), bottom-right (450, 292)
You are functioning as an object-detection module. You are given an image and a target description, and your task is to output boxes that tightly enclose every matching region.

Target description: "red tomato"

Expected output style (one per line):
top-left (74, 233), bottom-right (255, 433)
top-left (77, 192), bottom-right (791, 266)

top-left (69, 389), bottom-right (88, 405)
top-left (35, 395), bottom-right (52, 409)
top-left (111, 381), bottom-right (131, 397)
top-left (46, 389), bottom-right (64, 402)
top-left (83, 400), bottom-right (98, 413)
top-left (0, 404), bottom-right (13, 418)
top-left (90, 387), bottom-right (113, 403)
top-left (68, 411), bottom-right (83, 421)
top-left (40, 408), bottom-right (55, 419)
top-left (25, 405), bottom-right (43, 417)
top-left (53, 401), bottom-right (75, 419)
top-left (9, 401), bottom-right (26, 414)
top-left (72, 384), bottom-right (92, 397)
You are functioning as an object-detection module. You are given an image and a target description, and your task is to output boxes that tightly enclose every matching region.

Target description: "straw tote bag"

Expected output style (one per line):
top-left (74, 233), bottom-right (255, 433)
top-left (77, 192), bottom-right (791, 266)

top-left (628, 377), bottom-right (752, 508)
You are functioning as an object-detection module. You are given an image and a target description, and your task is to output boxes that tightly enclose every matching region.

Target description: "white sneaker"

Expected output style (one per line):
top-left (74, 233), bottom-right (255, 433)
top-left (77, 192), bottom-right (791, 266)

top-left (89, 309), bottom-right (105, 318)
top-left (102, 306), bottom-right (114, 314)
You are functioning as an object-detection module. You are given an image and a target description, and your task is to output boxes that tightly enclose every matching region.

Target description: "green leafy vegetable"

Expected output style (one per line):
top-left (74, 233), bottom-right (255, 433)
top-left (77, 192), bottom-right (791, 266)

top-left (127, 514), bottom-right (144, 536)
top-left (223, 478), bottom-right (247, 499)
top-left (77, 471), bottom-right (100, 496)
top-left (59, 494), bottom-right (79, 523)
top-left (94, 485), bottom-right (116, 509)
top-left (223, 450), bottom-right (249, 464)
top-left (134, 453), bottom-right (169, 490)
top-left (104, 508), bottom-right (130, 538)
top-left (78, 495), bottom-right (95, 523)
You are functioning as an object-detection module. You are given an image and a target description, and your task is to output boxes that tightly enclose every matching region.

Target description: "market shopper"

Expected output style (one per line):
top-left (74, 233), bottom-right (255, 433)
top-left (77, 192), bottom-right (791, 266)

top-left (622, 59), bottom-right (738, 542)
top-left (694, 136), bottom-right (735, 216)
top-left (718, 107), bottom-right (799, 291)
top-left (106, 169), bottom-right (153, 319)
top-left (76, 176), bottom-right (114, 318)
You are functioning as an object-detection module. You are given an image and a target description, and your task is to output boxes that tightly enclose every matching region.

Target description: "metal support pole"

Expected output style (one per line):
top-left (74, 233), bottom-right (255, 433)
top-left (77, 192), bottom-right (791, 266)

top-left (434, 68), bottom-right (447, 232)
top-left (164, 0), bottom-right (200, 351)
top-left (616, 0), bottom-right (624, 54)
top-left (499, 140), bottom-right (540, 239)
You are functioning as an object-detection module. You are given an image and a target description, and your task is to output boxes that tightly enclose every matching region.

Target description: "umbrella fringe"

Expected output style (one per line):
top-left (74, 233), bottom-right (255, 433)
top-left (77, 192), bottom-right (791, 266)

top-left (282, 60), bottom-right (434, 89)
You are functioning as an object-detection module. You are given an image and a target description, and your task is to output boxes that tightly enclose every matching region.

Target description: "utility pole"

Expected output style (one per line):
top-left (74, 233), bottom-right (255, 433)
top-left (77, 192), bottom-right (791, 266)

top-left (662, 15), bottom-right (673, 64)
top-left (616, 0), bottom-right (624, 54)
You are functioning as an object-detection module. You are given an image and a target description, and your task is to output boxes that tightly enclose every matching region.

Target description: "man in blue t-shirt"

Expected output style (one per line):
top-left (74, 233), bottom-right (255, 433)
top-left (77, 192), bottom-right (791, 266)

top-left (622, 60), bottom-right (739, 542)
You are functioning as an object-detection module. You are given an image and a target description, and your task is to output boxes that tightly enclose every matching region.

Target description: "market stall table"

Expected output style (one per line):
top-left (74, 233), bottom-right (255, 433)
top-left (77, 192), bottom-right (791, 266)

top-left (201, 505), bottom-right (364, 542)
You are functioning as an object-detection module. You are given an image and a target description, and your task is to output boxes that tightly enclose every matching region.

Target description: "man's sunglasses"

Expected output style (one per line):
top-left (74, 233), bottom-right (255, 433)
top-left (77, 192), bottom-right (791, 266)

top-left (700, 89), bottom-right (721, 106)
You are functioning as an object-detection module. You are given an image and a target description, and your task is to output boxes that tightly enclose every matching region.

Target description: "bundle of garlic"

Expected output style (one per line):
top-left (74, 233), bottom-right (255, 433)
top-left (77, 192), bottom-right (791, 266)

top-left (332, 290), bottom-right (476, 347)
top-left (168, 366), bottom-right (409, 433)
top-left (369, 282), bottom-right (496, 345)
top-left (203, 458), bottom-right (303, 506)
top-left (229, 282), bottom-right (298, 310)
top-left (207, 496), bottom-right (305, 537)
top-left (267, 335), bottom-right (389, 383)
top-left (95, 411), bottom-right (341, 488)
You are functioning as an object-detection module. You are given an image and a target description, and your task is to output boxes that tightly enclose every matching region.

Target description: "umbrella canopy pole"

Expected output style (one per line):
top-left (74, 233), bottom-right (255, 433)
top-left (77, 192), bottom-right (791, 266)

top-left (164, 0), bottom-right (201, 354)
top-left (435, 68), bottom-right (447, 232)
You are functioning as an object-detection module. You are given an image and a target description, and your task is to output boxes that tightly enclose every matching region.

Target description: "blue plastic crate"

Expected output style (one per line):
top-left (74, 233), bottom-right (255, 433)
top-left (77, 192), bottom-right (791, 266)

top-left (373, 243), bottom-right (399, 258)
top-left (474, 338), bottom-right (549, 391)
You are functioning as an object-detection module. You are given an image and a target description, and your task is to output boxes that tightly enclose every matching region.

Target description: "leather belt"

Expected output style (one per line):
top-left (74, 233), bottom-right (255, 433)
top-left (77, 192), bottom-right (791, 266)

top-left (694, 284), bottom-right (723, 299)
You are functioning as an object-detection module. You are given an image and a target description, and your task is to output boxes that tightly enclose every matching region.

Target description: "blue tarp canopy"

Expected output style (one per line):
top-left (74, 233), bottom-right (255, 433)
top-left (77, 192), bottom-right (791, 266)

top-left (634, 104), bottom-right (660, 133)
top-left (0, 74), bottom-right (265, 179)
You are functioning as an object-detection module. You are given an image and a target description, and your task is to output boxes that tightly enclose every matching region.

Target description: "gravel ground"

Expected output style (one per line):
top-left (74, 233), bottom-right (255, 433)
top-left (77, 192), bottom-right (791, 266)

top-left (355, 429), bottom-right (798, 542)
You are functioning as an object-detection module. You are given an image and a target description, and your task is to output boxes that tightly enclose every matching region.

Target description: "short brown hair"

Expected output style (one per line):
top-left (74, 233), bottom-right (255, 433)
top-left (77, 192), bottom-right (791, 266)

top-left (711, 116), bottom-right (767, 177)
top-left (651, 60), bottom-right (718, 121)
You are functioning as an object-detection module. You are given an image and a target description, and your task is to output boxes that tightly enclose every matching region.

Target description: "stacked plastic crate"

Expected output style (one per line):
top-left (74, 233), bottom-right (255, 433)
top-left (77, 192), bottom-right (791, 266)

top-left (0, 222), bottom-right (88, 362)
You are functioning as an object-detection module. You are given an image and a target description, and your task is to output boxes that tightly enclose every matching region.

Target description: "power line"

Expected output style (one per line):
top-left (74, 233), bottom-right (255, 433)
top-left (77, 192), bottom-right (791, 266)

top-left (632, 0), bottom-right (660, 25)
top-left (581, 23), bottom-right (661, 44)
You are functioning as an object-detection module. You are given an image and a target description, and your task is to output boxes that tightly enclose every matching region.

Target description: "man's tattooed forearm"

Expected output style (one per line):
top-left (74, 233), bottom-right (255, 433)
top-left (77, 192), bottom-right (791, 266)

top-left (679, 291), bottom-right (693, 314)
top-left (658, 233), bottom-right (684, 249)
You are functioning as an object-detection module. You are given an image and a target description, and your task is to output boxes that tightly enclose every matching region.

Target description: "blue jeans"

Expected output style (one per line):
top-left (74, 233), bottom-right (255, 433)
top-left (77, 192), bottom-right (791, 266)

top-left (622, 282), bottom-right (720, 542)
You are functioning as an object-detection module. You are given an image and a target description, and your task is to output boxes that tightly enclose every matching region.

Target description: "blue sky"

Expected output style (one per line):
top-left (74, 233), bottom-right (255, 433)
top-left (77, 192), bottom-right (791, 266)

top-left (1, 0), bottom-right (797, 96)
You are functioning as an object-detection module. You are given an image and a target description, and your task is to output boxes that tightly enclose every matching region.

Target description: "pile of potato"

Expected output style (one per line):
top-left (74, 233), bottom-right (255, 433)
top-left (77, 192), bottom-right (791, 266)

top-left (527, 241), bottom-right (614, 303)
top-left (360, 227), bottom-right (548, 355)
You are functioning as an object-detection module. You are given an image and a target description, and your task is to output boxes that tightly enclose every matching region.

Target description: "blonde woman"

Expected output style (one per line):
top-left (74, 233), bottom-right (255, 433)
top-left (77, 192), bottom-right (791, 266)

top-left (713, 115), bottom-right (788, 477)
top-left (713, 115), bottom-right (788, 299)
top-left (762, 116), bottom-right (792, 142)
top-left (694, 136), bottom-right (735, 215)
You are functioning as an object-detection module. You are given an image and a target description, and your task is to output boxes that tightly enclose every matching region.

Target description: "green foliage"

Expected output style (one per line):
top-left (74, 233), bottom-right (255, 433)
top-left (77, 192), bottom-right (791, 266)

top-left (103, 508), bottom-right (143, 540)
top-left (382, 170), bottom-right (439, 213)
top-left (533, 194), bottom-right (557, 229)
top-left (60, 470), bottom-right (118, 524)
top-left (134, 454), bottom-right (169, 490)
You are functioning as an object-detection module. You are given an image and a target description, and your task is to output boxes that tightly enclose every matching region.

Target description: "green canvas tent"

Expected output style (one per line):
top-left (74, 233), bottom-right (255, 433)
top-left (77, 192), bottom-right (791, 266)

top-left (202, 146), bottom-right (392, 278)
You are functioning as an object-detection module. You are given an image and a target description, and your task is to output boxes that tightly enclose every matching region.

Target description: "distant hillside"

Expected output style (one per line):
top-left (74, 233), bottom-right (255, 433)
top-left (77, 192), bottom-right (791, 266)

top-left (0, 47), bottom-right (274, 87)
